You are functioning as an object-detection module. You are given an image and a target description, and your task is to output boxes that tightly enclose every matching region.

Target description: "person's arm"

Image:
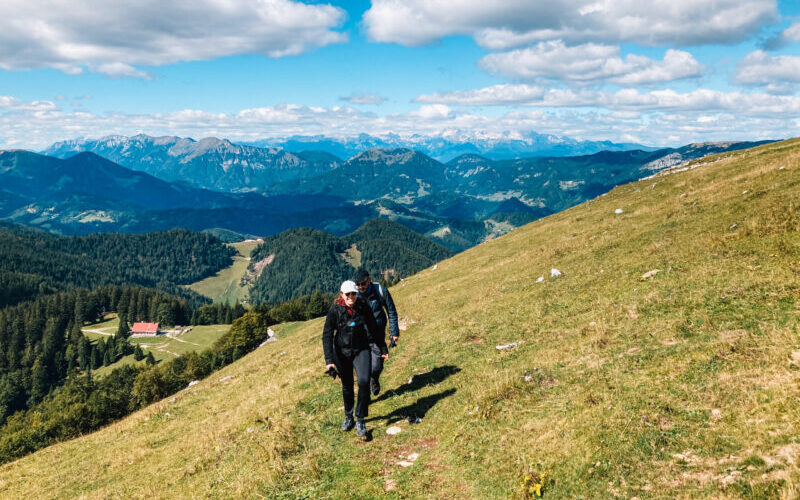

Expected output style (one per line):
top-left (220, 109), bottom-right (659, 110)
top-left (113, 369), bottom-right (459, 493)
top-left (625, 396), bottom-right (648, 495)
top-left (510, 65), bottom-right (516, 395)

top-left (383, 287), bottom-right (400, 339)
top-left (363, 302), bottom-right (388, 355)
top-left (322, 307), bottom-right (337, 367)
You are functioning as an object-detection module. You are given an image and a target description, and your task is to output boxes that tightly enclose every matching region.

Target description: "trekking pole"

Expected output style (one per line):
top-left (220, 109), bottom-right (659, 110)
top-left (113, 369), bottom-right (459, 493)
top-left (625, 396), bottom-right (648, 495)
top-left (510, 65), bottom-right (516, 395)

top-left (325, 366), bottom-right (338, 380)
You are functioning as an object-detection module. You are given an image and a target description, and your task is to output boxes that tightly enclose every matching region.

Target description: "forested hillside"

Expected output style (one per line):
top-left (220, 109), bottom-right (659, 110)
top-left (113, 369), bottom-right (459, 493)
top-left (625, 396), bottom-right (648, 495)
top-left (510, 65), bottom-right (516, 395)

top-left (0, 223), bottom-right (235, 308)
top-left (247, 220), bottom-right (452, 303)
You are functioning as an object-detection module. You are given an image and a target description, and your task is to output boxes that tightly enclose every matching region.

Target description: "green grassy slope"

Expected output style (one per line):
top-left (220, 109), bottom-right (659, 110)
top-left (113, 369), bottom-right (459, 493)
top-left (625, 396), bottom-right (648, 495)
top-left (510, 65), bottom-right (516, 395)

top-left (2, 140), bottom-right (798, 498)
top-left (186, 240), bottom-right (259, 304)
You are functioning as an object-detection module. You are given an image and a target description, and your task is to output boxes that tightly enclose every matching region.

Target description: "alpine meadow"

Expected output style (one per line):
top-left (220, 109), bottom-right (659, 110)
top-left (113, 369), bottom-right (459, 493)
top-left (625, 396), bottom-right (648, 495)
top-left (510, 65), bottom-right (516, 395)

top-left (2, 1), bottom-right (800, 499)
top-left (0, 139), bottom-right (796, 498)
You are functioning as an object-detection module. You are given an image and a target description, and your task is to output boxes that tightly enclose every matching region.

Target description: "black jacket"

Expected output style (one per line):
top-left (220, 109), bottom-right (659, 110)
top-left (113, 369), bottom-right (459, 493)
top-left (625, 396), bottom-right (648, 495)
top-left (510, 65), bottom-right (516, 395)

top-left (359, 283), bottom-right (400, 338)
top-left (322, 298), bottom-right (388, 365)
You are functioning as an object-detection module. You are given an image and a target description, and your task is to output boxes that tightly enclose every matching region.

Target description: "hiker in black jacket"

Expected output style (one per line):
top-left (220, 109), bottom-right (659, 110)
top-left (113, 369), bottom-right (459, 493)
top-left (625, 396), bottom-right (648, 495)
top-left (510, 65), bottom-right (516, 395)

top-left (354, 269), bottom-right (399, 396)
top-left (323, 280), bottom-right (388, 439)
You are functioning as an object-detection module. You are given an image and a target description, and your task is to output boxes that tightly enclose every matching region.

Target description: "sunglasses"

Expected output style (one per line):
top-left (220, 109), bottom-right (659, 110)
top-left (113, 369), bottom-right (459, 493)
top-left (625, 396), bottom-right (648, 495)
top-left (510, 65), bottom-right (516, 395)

top-left (344, 292), bottom-right (357, 297)
top-left (356, 280), bottom-right (369, 287)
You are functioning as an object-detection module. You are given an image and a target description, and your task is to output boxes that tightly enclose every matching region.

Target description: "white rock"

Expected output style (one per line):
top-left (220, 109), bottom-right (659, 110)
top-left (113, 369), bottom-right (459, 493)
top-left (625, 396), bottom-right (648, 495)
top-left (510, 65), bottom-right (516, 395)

top-left (680, 193), bottom-right (687, 198)
top-left (550, 268), bottom-right (562, 278)
top-left (496, 341), bottom-right (523, 351)
top-left (742, 190), bottom-right (749, 194)
top-left (729, 223), bottom-right (737, 230)
top-left (386, 426), bottom-right (403, 435)
top-left (711, 409), bottom-right (722, 421)
top-left (615, 208), bottom-right (624, 214)
top-left (246, 427), bottom-right (254, 433)
top-left (267, 327), bottom-right (276, 337)
top-left (641, 269), bottom-right (660, 280)
top-left (406, 452), bottom-right (420, 461)
top-left (432, 264), bottom-right (438, 270)
top-left (398, 461), bottom-right (414, 468)
top-left (169, 397), bottom-right (176, 403)
top-left (219, 375), bottom-right (233, 382)
top-left (408, 376), bottom-right (414, 384)
top-left (524, 375), bottom-right (533, 382)
top-left (779, 166), bottom-right (786, 170)
top-left (535, 276), bottom-right (544, 283)
top-left (188, 380), bottom-right (199, 387)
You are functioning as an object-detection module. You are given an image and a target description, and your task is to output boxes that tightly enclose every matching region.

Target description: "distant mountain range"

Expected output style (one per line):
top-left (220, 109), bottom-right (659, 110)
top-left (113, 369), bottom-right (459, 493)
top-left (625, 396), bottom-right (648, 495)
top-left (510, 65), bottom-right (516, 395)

top-left (245, 132), bottom-right (657, 162)
top-left (8, 136), bottom-right (774, 250)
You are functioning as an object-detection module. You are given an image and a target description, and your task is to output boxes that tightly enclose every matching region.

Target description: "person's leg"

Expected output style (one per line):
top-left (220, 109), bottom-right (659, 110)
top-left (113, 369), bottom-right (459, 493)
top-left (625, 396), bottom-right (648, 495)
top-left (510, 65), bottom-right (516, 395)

top-left (369, 342), bottom-right (384, 395)
top-left (335, 348), bottom-right (355, 420)
top-left (353, 348), bottom-right (372, 421)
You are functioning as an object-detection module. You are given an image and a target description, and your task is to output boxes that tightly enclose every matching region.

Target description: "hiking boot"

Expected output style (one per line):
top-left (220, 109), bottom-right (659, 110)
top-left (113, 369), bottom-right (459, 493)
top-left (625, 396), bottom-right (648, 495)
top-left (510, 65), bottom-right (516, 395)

top-left (370, 377), bottom-right (380, 396)
top-left (356, 420), bottom-right (368, 439)
top-left (340, 416), bottom-right (355, 432)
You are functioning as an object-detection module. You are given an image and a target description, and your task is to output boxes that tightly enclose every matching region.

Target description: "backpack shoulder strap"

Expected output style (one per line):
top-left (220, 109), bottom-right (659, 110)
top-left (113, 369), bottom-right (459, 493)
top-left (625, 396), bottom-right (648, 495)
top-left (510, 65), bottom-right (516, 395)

top-left (374, 283), bottom-right (387, 303)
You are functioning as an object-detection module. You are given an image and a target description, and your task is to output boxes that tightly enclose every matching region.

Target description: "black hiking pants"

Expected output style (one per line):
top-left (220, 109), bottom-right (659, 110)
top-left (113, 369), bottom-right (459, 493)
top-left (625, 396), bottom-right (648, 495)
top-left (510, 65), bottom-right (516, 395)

top-left (334, 347), bottom-right (371, 420)
top-left (369, 342), bottom-right (384, 382)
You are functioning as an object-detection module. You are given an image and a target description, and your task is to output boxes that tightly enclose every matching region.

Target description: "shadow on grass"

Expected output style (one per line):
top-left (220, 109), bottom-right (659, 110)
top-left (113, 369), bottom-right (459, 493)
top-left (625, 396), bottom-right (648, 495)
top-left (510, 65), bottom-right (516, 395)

top-left (368, 388), bottom-right (457, 424)
top-left (373, 365), bottom-right (461, 403)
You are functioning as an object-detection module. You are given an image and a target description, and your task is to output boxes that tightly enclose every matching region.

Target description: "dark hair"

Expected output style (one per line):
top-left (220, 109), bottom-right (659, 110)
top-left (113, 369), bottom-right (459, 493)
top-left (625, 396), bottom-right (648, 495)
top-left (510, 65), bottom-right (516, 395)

top-left (353, 268), bottom-right (370, 282)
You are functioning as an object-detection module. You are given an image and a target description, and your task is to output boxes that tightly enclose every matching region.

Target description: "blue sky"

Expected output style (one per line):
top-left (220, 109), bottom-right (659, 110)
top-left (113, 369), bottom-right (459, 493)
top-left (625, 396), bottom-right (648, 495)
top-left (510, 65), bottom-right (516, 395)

top-left (1, 0), bottom-right (799, 149)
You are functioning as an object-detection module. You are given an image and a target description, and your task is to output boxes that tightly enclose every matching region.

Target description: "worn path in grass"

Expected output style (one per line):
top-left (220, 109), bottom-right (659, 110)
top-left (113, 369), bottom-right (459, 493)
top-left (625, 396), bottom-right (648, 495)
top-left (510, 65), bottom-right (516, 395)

top-left (1, 140), bottom-right (799, 498)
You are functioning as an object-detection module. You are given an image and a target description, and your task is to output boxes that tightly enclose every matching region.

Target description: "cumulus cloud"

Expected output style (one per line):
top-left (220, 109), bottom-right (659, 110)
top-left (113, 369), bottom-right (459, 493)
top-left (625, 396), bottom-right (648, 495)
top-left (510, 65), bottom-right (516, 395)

top-left (415, 84), bottom-right (545, 105)
top-left (479, 42), bottom-right (704, 85)
top-left (340, 93), bottom-right (387, 105)
top-left (763, 22), bottom-right (800, 50)
top-left (1, 93), bottom-right (796, 151)
top-left (0, 0), bottom-right (346, 77)
top-left (735, 50), bottom-right (800, 92)
top-left (363, 0), bottom-right (777, 48)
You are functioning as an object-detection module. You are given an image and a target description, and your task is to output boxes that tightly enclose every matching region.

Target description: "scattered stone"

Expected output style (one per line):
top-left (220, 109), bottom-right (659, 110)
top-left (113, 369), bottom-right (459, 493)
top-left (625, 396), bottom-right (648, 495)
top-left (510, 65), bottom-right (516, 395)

top-left (711, 409), bottom-right (722, 421)
top-left (406, 452), bottom-right (420, 461)
top-left (219, 375), bottom-right (233, 382)
top-left (187, 380), bottom-right (199, 387)
top-left (259, 337), bottom-right (277, 347)
top-left (729, 223), bottom-right (737, 230)
top-left (589, 321), bottom-right (597, 327)
top-left (496, 341), bottom-right (523, 351)
top-left (408, 376), bottom-right (414, 384)
top-left (384, 480), bottom-right (397, 492)
top-left (524, 375), bottom-right (533, 382)
top-left (267, 327), bottom-right (275, 337)
top-left (164, 412), bottom-right (170, 418)
top-left (779, 166), bottom-right (786, 170)
top-left (246, 427), bottom-right (254, 433)
top-left (742, 190), bottom-right (749, 195)
top-left (386, 426), bottom-right (402, 435)
top-left (641, 269), bottom-right (660, 280)
top-left (432, 264), bottom-right (438, 270)
top-left (279, 351), bottom-right (286, 356)
top-left (615, 208), bottom-right (624, 214)
top-left (536, 276), bottom-right (544, 283)
top-left (398, 461), bottom-right (414, 468)
top-left (680, 193), bottom-right (687, 198)
top-left (550, 268), bottom-right (562, 278)
top-left (169, 397), bottom-right (176, 403)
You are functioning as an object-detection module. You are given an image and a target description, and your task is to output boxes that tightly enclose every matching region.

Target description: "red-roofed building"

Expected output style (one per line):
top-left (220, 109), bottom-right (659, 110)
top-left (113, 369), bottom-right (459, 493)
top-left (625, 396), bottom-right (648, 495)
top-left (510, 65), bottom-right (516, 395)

top-left (130, 322), bottom-right (160, 337)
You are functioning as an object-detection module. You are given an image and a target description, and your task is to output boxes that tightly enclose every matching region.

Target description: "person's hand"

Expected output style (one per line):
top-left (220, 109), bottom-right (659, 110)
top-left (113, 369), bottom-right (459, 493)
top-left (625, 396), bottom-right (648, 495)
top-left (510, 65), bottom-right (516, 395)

top-left (390, 336), bottom-right (399, 342)
top-left (326, 363), bottom-right (336, 370)
top-left (381, 353), bottom-right (389, 360)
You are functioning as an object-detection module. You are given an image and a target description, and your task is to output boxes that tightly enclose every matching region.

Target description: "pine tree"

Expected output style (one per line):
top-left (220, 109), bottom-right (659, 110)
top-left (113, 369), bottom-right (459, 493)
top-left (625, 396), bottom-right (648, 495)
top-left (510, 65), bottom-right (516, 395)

top-left (78, 335), bottom-right (90, 370)
top-left (133, 345), bottom-right (144, 361)
top-left (145, 351), bottom-right (156, 365)
top-left (116, 313), bottom-right (130, 338)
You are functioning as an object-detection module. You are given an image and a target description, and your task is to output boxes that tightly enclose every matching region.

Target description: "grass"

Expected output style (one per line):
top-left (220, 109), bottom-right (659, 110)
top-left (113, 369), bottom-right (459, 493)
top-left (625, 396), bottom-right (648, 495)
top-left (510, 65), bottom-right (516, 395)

top-left (1, 139), bottom-right (799, 498)
top-left (342, 243), bottom-right (362, 268)
top-left (186, 240), bottom-right (259, 304)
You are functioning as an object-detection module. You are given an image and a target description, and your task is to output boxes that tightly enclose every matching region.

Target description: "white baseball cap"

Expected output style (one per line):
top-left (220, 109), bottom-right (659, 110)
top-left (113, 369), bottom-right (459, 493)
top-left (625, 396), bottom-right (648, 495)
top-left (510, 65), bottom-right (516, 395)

top-left (340, 280), bottom-right (358, 294)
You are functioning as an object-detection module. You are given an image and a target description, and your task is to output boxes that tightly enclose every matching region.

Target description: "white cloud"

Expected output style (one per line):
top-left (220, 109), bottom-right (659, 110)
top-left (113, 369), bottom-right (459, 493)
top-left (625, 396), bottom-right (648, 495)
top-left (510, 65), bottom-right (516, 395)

top-left (479, 42), bottom-right (704, 85)
top-left (0, 0), bottom-right (346, 77)
top-left (735, 50), bottom-right (800, 91)
top-left (363, 0), bottom-right (777, 48)
top-left (1, 94), bottom-right (796, 152)
top-left (340, 93), bottom-right (387, 105)
top-left (415, 84), bottom-right (545, 105)
top-left (764, 22), bottom-right (800, 49)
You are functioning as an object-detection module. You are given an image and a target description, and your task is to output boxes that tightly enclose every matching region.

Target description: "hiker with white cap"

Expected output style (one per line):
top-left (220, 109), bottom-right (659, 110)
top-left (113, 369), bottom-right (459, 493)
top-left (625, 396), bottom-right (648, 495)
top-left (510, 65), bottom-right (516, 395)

top-left (322, 280), bottom-right (388, 440)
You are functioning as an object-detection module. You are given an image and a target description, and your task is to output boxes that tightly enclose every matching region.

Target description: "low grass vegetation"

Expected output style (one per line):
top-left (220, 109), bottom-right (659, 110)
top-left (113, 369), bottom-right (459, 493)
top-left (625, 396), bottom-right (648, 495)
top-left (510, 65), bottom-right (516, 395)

top-left (186, 240), bottom-right (259, 304)
top-left (2, 140), bottom-right (798, 498)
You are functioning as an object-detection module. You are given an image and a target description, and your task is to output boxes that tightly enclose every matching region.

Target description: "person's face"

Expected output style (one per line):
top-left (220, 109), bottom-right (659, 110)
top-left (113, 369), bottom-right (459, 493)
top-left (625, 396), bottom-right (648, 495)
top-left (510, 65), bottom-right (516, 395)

top-left (343, 291), bottom-right (357, 307)
top-left (356, 276), bottom-right (371, 293)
